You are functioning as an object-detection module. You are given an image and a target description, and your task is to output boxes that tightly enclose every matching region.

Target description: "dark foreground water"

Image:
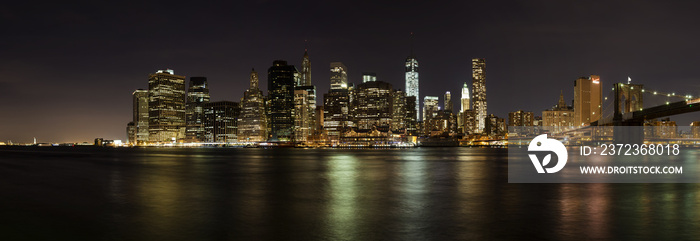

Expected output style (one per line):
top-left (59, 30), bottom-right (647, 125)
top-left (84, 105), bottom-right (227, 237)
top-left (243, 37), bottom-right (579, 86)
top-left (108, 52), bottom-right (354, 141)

top-left (1, 147), bottom-right (699, 240)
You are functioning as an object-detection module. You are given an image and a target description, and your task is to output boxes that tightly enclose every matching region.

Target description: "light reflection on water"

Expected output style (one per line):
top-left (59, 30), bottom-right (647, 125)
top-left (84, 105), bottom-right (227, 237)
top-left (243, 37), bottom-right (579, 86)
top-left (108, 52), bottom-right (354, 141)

top-left (0, 147), bottom-right (700, 240)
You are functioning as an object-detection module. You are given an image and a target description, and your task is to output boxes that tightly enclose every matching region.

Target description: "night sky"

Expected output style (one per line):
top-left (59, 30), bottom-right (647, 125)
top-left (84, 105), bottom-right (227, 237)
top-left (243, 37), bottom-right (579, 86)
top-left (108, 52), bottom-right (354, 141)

top-left (2, 1), bottom-right (700, 143)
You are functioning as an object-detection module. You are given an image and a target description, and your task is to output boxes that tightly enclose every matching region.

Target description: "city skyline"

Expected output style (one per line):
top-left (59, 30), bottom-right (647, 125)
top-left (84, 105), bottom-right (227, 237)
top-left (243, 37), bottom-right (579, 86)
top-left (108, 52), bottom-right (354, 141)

top-left (3, 1), bottom-right (700, 143)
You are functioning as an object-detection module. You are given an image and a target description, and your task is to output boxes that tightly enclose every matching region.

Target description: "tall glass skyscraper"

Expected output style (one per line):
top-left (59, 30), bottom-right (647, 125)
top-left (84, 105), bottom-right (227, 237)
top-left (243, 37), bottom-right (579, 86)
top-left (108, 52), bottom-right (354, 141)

top-left (405, 54), bottom-right (419, 121)
top-left (185, 77), bottom-right (210, 142)
top-left (472, 59), bottom-right (487, 133)
top-left (268, 60), bottom-right (297, 142)
top-left (148, 69), bottom-right (186, 143)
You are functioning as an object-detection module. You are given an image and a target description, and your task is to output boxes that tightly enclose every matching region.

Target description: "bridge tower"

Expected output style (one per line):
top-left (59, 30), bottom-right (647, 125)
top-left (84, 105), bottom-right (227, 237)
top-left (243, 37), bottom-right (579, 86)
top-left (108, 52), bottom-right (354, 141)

top-left (612, 82), bottom-right (644, 143)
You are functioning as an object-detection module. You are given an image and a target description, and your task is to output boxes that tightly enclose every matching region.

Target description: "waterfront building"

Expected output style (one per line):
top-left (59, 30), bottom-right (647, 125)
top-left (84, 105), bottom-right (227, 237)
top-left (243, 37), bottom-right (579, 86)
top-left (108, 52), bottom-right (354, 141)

top-left (351, 80), bottom-right (394, 132)
top-left (148, 69), bottom-right (186, 144)
top-left (324, 89), bottom-right (351, 142)
top-left (126, 122), bottom-right (136, 145)
top-left (239, 69), bottom-right (268, 142)
top-left (204, 101), bottom-right (240, 143)
top-left (485, 114), bottom-right (506, 137)
top-left (508, 110), bottom-right (534, 126)
top-left (132, 89), bottom-right (149, 145)
top-left (392, 90), bottom-right (407, 133)
top-left (425, 110), bottom-right (456, 136)
top-left (542, 91), bottom-right (574, 133)
top-left (294, 89), bottom-right (313, 142)
top-left (574, 75), bottom-right (602, 127)
top-left (405, 96), bottom-right (418, 136)
top-left (691, 121), bottom-right (700, 138)
top-left (460, 110), bottom-right (477, 134)
top-left (267, 60), bottom-right (297, 142)
top-left (645, 118), bottom-right (677, 138)
top-left (472, 58), bottom-right (487, 133)
top-left (185, 77), bottom-right (210, 142)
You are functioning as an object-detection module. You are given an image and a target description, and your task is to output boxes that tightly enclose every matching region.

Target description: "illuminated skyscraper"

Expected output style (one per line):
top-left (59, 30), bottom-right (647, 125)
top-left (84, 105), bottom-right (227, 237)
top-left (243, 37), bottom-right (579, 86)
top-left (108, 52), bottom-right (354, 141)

top-left (185, 77), bottom-right (210, 142)
top-left (444, 91), bottom-right (452, 112)
top-left (294, 89), bottom-right (312, 142)
top-left (204, 101), bottom-right (240, 142)
top-left (295, 50), bottom-right (317, 143)
top-left (423, 96), bottom-right (439, 122)
top-left (472, 58), bottom-right (487, 133)
top-left (324, 89), bottom-right (351, 141)
top-left (239, 69), bottom-right (267, 142)
top-left (268, 60), bottom-right (297, 142)
top-left (405, 50), bottom-right (419, 121)
top-left (574, 75), bottom-right (602, 127)
top-left (133, 89), bottom-right (149, 145)
top-left (461, 82), bottom-right (470, 112)
top-left (351, 81), bottom-right (394, 132)
top-left (148, 69), bottom-right (186, 143)
top-left (330, 62), bottom-right (348, 90)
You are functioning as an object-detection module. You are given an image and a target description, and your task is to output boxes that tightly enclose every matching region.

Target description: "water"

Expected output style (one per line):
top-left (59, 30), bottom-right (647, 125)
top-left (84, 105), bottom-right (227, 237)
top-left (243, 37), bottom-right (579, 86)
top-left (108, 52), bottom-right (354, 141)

top-left (0, 146), bottom-right (699, 240)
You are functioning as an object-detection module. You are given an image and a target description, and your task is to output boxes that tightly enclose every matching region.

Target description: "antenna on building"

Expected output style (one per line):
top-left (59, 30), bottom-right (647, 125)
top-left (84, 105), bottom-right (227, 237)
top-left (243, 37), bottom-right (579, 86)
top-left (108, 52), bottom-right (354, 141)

top-left (304, 39), bottom-right (308, 52)
top-left (410, 32), bottom-right (415, 57)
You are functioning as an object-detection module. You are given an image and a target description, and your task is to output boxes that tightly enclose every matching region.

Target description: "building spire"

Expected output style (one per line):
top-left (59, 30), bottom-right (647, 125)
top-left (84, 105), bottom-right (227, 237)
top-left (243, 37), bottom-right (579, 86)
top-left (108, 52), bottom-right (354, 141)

top-left (558, 90), bottom-right (566, 108)
top-left (410, 32), bottom-right (415, 57)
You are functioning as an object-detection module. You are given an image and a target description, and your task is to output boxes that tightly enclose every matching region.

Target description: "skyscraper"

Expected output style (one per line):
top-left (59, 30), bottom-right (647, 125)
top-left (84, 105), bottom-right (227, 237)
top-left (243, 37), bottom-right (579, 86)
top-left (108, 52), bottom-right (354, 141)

top-left (185, 77), bottom-right (210, 142)
top-left (472, 58), bottom-right (487, 133)
top-left (148, 69), bottom-right (186, 143)
top-left (330, 62), bottom-right (348, 90)
top-left (300, 50), bottom-right (311, 86)
top-left (423, 96), bottom-right (439, 122)
top-left (295, 50), bottom-right (317, 143)
top-left (461, 82), bottom-right (470, 112)
top-left (268, 60), bottom-right (297, 142)
top-left (405, 45), bottom-right (419, 121)
top-left (574, 75), bottom-right (602, 127)
top-left (133, 89), bottom-right (149, 145)
top-left (238, 69), bottom-right (267, 142)
top-left (444, 91), bottom-right (452, 112)
top-left (204, 101), bottom-right (240, 143)
top-left (351, 80), bottom-right (394, 132)
top-left (324, 89), bottom-right (351, 141)
top-left (294, 89), bottom-right (312, 142)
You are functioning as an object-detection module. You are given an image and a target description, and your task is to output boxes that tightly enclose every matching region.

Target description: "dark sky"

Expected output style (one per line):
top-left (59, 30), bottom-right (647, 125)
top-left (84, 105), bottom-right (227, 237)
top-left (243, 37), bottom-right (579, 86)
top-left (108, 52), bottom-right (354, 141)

top-left (2, 0), bottom-right (700, 143)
